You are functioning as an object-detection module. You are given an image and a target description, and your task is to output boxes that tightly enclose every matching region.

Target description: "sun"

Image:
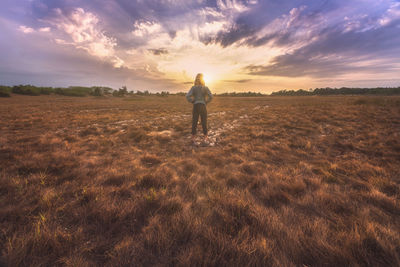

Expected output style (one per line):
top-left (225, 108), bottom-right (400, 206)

top-left (202, 73), bottom-right (214, 85)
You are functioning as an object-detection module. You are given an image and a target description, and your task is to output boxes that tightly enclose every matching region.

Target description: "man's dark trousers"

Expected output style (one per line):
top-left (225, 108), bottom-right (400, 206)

top-left (192, 103), bottom-right (207, 135)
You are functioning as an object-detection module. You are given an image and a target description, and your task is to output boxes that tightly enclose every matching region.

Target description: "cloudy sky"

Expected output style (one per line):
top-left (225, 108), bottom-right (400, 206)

top-left (1, 0), bottom-right (400, 93)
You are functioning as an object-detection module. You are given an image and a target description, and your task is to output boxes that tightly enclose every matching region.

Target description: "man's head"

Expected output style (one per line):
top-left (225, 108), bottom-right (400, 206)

top-left (194, 73), bottom-right (205, 86)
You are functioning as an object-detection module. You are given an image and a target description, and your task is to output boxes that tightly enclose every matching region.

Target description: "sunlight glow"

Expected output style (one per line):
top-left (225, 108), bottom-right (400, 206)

top-left (2, 0), bottom-right (398, 92)
top-left (202, 72), bottom-right (214, 86)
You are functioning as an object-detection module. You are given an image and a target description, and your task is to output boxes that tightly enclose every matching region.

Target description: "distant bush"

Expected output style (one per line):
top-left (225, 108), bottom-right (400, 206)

top-left (135, 90), bottom-right (150, 96)
top-left (0, 86), bottom-right (11, 97)
top-left (12, 85), bottom-right (41, 96)
top-left (54, 86), bottom-right (94, 97)
top-left (113, 86), bottom-right (129, 97)
top-left (39, 87), bottom-right (54, 95)
top-left (91, 87), bottom-right (102, 96)
top-left (90, 86), bottom-right (113, 96)
top-left (156, 91), bottom-right (170, 97)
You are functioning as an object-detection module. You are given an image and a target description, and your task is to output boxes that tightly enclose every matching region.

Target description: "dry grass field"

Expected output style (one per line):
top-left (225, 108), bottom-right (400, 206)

top-left (0, 94), bottom-right (399, 266)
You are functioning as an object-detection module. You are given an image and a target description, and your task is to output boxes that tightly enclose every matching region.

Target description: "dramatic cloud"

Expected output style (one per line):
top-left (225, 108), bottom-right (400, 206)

top-left (1, 0), bottom-right (399, 92)
top-left (379, 2), bottom-right (400, 26)
top-left (43, 8), bottom-right (124, 68)
top-left (243, 3), bottom-right (400, 79)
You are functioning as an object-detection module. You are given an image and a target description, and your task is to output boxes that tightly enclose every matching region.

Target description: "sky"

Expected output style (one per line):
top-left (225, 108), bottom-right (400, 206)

top-left (1, 0), bottom-right (400, 93)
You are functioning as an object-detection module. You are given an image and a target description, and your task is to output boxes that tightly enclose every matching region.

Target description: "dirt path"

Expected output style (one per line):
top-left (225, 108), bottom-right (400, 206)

top-left (51, 104), bottom-right (271, 148)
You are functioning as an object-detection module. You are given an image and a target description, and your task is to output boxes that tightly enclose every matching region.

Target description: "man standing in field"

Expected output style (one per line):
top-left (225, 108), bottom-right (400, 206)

top-left (186, 73), bottom-right (213, 143)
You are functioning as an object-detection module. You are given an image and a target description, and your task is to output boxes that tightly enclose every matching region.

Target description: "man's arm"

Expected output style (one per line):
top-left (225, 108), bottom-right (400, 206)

top-left (206, 87), bottom-right (213, 104)
top-left (186, 87), bottom-right (194, 103)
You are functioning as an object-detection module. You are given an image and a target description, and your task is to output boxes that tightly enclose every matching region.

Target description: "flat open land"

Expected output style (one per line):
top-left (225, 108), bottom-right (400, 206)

top-left (1, 95), bottom-right (399, 266)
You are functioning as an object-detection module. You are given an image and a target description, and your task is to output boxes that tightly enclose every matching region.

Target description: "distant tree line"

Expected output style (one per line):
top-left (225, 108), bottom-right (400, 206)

top-left (271, 87), bottom-right (400, 96)
top-left (134, 90), bottom-right (169, 96)
top-left (2, 85), bottom-right (399, 98)
top-left (0, 84), bottom-right (174, 98)
top-left (0, 85), bottom-right (115, 97)
top-left (173, 91), bottom-right (266, 97)
top-left (217, 91), bottom-right (266, 97)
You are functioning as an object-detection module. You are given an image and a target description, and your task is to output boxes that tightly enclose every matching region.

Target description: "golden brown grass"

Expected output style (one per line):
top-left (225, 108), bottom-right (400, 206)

top-left (0, 94), bottom-right (399, 266)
